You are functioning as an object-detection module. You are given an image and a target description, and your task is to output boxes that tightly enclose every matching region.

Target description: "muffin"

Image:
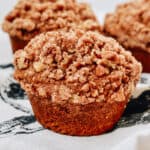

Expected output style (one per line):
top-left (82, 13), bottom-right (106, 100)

top-left (14, 30), bottom-right (141, 136)
top-left (104, 0), bottom-right (150, 73)
top-left (2, 0), bottom-right (101, 53)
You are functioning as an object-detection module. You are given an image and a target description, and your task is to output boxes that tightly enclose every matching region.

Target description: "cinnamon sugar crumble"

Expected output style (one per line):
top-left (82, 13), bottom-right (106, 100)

top-left (14, 30), bottom-right (142, 104)
top-left (104, 0), bottom-right (150, 53)
top-left (2, 0), bottom-right (101, 41)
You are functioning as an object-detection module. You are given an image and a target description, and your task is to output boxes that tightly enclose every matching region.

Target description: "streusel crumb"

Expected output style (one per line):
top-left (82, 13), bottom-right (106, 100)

top-left (14, 30), bottom-right (142, 104)
top-left (3, 0), bottom-right (101, 40)
top-left (104, 0), bottom-right (150, 53)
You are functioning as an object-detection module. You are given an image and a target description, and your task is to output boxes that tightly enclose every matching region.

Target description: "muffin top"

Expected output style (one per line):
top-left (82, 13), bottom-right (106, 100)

top-left (104, 0), bottom-right (150, 53)
top-left (2, 0), bottom-right (101, 41)
top-left (14, 30), bottom-right (141, 104)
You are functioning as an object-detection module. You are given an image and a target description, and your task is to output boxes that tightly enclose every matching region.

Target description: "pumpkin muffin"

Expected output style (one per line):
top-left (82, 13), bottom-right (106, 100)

top-left (104, 0), bottom-right (150, 72)
top-left (14, 30), bottom-right (141, 136)
top-left (2, 0), bottom-right (101, 53)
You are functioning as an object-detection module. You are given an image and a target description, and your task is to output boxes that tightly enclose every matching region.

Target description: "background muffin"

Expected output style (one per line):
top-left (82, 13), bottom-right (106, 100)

top-left (104, 0), bottom-right (150, 72)
top-left (2, 0), bottom-right (101, 53)
top-left (14, 29), bottom-right (141, 136)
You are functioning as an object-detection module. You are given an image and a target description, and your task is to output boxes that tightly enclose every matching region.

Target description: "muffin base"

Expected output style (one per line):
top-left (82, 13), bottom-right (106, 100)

top-left (129, 48), bottom-right (150, 73)
top-left (29, 94), bottom-right (127, 136)
top-left (10, 36), bottom-right (29, 53)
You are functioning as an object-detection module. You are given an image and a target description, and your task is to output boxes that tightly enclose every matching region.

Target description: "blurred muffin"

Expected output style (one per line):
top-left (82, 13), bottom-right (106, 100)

top-left (2, 0), bottom-right (101, 53)
top-left (14, 30), bottom-right (141, 136)
top-left (104, 0), bottom-right (150, 72)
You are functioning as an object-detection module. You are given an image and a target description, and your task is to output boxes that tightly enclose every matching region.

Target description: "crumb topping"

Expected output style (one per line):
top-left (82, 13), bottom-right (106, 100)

top-left (2, 0), bottom-right (101, 40)
top-left (104, 0), bottom-right (150, 53)
top-left (14, 30), bottom-right (142, 104)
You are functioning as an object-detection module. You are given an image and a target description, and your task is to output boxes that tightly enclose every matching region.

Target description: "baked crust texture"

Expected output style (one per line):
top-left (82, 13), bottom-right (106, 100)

top-left (3, 0), bottom-right (101, 41)
top-left (14, 30), bottom-right (141, 135)
top-left (104, 0), bottom-right (150, 53)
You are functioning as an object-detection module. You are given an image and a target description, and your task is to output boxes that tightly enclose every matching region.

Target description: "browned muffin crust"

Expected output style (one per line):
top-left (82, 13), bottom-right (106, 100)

top-left (14, 30), bottom-right (141, 104)
top-left (29, 94), bottom-right (127, 136)
top-left (14, 30), bottom-right (141, 135)
top-left (2, 0), bottom-right (101, 41)
top-left (104, 0), bottom-right (150, 53)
